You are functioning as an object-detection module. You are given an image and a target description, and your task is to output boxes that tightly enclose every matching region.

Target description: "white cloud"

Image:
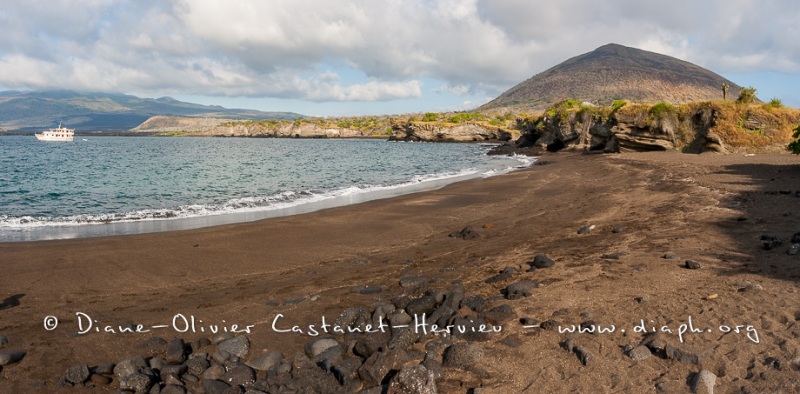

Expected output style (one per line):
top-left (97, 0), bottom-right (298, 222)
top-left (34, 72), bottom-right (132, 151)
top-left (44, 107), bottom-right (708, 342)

top-left (260, 72), bottom-right (422, 101)
top-left (435, 85), bottom-right (471, 96)
top-left (0, 0), bottom-right (797, 103)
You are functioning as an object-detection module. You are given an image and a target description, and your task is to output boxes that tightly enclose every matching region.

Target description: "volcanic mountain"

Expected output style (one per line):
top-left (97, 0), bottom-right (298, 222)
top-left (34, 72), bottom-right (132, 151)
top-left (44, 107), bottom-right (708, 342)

top-left (480, 43), bottom-right (744, 112)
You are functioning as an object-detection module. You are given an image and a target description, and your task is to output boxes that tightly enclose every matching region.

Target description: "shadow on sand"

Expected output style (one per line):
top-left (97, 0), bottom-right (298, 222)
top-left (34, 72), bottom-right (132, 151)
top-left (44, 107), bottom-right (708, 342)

top-left (710, 162), bottom-right (800, 283)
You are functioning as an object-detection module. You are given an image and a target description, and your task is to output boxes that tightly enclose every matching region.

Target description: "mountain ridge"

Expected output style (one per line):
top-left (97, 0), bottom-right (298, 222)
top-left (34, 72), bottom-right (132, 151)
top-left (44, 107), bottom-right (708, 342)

top-left (480, 43), bottom-right (747, 112)
top-left (0, 90), bottom-right (304, 131)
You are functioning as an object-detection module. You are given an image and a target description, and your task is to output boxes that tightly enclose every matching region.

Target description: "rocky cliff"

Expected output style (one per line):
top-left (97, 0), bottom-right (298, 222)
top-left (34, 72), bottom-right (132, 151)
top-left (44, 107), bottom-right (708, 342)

top-left (132, 116), bottom-right (381, 138)
top-left (513, 101), bottom-right (800, 154)
top-left (197, 122), bottom-right (375, 138)
top-left (132, 115), bottom-right (519, 142)
top-left (131, 116), bottom-right (232, 133)
top-left (388, 122), bottom-right (517, 142)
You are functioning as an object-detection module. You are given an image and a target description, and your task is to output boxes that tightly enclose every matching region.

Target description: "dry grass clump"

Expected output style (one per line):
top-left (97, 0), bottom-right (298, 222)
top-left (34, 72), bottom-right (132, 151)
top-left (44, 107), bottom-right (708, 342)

top-left (701, 101), bottom-right (800, 151)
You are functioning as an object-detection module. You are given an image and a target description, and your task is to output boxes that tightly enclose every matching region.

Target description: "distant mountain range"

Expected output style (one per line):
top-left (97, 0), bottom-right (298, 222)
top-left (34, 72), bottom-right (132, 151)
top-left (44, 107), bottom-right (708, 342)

top-left (480, 43), bottom-right (746, 112)
top-left (0, 90), bottom-right (304, 132)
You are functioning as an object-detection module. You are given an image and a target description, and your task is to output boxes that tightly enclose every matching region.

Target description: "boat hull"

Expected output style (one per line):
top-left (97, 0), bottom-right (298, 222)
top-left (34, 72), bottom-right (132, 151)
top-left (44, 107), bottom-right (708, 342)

top-left (35, 133), bottom-right (74, 142)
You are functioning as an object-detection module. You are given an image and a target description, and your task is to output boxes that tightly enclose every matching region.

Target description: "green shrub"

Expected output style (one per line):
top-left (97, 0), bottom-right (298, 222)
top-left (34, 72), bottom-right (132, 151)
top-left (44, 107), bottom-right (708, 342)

top-left (545, 99), bottom-right (581, 119)
top-left (449, 113), bottom-right (469, 123)
top-left (736, 87), bottom-right (757, 104)
top-left (768, 98), bottom-right (783, 108)
top-left (611, 100), bottom-right (627, 112)
top-left (488, 117), bottom-right (503, 126)
top-left (650, 102), bottom-right (676, 119)
top-left (789, 125), bottom-right (800, 154)
top-left (422, 112), bottom-right (439, 122)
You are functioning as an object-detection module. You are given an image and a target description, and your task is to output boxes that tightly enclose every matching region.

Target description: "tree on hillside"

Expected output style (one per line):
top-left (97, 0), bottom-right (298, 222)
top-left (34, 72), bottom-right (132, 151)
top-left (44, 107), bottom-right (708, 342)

top-left (789, 125), bottom-right (800, 154)
top-left (736, 87), bottom-right (757, 104)
top-left (722, 83), bottom-right (729, 100)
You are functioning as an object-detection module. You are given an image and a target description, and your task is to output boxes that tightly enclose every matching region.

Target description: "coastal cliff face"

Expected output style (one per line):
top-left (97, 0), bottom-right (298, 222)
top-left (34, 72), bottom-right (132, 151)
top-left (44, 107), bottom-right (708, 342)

top-left (133, 116), bottom-right (380, 138)
top-left (388, 121), bottom-right (517, 142)
top-left (133, 115), bottom-right (519, 142)
top-left (199, 122), bottom-right (374, 138)
top-left (132, 102), bottom-right (798, 154)
top-left (515, 101), bottom-right (800, 154)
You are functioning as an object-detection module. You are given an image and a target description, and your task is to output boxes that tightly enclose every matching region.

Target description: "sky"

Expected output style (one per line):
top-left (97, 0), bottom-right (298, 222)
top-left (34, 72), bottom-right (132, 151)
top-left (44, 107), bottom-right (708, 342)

top-left (0, 0), bottom-right (798, 117)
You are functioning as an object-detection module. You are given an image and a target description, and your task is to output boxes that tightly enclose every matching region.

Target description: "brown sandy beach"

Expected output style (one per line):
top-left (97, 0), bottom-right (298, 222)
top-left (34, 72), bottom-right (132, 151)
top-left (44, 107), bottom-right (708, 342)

top-left (1, 151), bottom-right (799, 393)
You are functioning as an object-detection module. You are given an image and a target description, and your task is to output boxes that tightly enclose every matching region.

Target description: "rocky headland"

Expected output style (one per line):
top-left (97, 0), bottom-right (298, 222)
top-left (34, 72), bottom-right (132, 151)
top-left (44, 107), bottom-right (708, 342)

top-left (501, 100), bottom-right (800, 155)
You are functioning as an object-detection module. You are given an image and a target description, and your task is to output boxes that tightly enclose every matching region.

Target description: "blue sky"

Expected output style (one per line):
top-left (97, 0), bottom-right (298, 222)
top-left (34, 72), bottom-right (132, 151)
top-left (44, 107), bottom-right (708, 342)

top-left (1, 0), bottom-right (798, 117)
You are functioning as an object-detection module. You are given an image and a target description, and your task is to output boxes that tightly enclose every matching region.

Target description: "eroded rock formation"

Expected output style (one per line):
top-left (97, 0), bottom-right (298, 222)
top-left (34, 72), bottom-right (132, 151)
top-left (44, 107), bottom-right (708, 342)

top-left (389, 122), bottom-right (515, 142)
top-left (515, 105), bottom-right (728, 154)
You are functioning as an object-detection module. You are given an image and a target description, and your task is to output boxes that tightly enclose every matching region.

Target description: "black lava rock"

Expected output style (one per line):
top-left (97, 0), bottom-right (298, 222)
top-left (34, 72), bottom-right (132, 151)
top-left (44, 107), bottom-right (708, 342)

top-left (480, 304), bottom-right (516, 325)
top-left (684, 260), bottom-right (701, 269)
top-left (165, 337), bottom-right (186, 365)
top-left (484, 266), bottom-right (519, 283)
top-left (530, 255), bottom-right (556, 269)
top-left (504, 280), bottom-right (539, 300)
top-left (0, 350), bottom-right (26, 366)
top-left (449, 225), bottom-right (480, 240)
top-left (442, 343), bottom-right (484, 369)
top-left (461, 295), bottom-right (488, 312)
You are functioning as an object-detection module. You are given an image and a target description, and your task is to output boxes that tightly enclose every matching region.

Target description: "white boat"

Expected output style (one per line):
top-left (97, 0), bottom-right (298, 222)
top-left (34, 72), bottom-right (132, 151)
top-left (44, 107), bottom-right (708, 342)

top-left (35, 122), bottom-right (74, 142)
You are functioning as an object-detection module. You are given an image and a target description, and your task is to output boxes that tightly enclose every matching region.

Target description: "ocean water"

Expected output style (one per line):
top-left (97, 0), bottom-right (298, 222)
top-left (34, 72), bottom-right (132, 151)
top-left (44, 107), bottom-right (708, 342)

top-left (0, 136), bottom-right (532, 241)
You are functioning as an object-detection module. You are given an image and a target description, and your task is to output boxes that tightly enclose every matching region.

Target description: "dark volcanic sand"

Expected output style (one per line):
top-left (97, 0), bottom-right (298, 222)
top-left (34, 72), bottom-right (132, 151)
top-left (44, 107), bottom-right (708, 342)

top-left (1, 151), bottom-right (799, 393)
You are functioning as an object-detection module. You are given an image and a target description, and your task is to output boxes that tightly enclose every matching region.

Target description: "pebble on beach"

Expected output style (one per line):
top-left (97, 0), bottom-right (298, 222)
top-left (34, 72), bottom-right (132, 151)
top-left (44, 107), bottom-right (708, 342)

top-left (0, 350), bottom-right (25, 366)
top-left (64, 364), bottom-right (90, 385)
top-left (691, 370), bottom-right (717, 394)
top-left (684, 260), bottom-right (701, 269)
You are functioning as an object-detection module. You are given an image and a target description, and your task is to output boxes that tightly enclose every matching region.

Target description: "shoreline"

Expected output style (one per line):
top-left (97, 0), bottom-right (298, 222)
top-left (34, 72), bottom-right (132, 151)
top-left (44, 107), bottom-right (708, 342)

top-left (1, 151), bottom-right (799, 392)
top-left (0, 154), bottom-right (533, 242)
top-left (2, 136), bottom-right (528, 242)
